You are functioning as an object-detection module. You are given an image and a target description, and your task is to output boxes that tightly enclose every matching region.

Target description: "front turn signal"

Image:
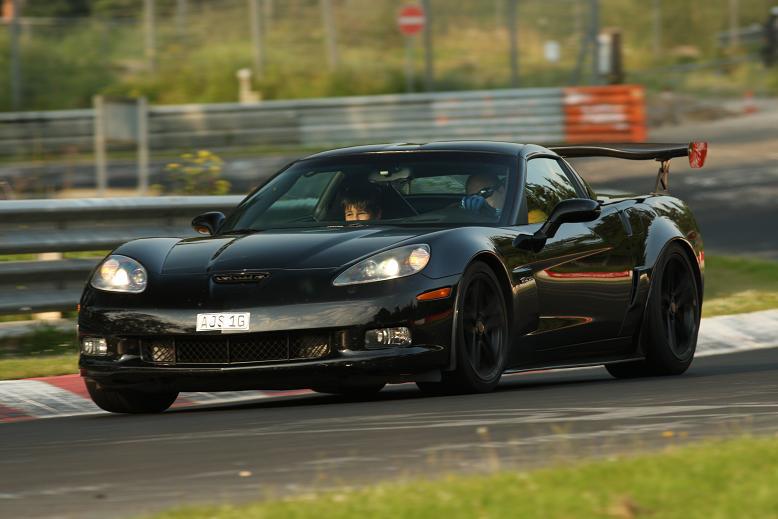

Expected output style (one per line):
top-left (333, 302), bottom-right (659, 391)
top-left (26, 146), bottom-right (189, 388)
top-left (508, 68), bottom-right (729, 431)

top-left (416, 287), bottom-right (452, 301)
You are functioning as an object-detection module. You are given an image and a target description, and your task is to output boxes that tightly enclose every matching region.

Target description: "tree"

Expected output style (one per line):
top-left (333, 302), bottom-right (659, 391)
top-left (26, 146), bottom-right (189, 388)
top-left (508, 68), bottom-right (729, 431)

top-left (91, 0), bottom-right (141, 18)
top-left (21, 0), bottom-right (91, 17)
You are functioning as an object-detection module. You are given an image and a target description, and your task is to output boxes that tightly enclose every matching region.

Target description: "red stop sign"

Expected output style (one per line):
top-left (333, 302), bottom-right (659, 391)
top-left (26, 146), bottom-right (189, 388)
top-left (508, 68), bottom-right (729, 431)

top-left (397, 5), bottom-right (425, 36)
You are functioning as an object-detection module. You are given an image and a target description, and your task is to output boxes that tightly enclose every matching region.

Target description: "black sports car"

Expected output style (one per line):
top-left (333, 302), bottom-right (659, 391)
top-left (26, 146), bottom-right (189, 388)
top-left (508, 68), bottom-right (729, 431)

top-left (78, 141), bottom-right (707, 413)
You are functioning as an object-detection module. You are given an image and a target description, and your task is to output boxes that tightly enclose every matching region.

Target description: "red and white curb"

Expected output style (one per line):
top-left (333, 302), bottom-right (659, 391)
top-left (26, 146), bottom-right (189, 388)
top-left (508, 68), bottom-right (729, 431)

top-left (1, 309), bottom-right (777, 423)
top-left (0, 374), bottom-right (310, 423)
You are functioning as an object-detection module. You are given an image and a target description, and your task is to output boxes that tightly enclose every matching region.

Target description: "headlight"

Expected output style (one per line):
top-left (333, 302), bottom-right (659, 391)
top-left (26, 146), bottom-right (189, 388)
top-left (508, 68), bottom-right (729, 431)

top-left (333, 244), bottom-right (430, 286)
top-left (90, 255), bottom-right (148, 293)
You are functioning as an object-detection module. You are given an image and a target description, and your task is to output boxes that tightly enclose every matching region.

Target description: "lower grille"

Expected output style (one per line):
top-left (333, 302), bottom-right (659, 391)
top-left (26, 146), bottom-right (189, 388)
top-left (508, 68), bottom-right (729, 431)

top-left (291, 335), bottom-right (331, 359)
top-left (140, 333), bottom-right (330, 365)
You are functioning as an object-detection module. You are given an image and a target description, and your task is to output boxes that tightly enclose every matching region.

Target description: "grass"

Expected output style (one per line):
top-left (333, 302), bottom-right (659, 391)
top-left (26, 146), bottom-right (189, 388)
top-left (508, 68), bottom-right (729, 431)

top-left (0, 326), bottom-right (79, 380)
top-left (0, 354), bottom-right (78, 380)
top-left (703, 255), bottom-right (778, 317)
top-left (150, 436), bottom-right (778, 519)
top-left (0, 251), bottom-right (108, 262)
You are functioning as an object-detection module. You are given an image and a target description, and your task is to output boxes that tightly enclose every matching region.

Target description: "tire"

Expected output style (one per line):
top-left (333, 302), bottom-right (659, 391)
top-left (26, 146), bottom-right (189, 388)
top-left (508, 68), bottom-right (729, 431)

top-left (311, 382), bottom-right (386, 397)
top-left (606, 243), bottom-right (701, 379)
top-left (85, 378), bottom-right (178, 414)
top-left (417, 261), bottom-right (509, 395)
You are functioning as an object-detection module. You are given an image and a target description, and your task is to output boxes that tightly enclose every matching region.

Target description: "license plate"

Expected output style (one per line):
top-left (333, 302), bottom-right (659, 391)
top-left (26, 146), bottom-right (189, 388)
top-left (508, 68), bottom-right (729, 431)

top-left (196, 312), bottom-right (250, 332)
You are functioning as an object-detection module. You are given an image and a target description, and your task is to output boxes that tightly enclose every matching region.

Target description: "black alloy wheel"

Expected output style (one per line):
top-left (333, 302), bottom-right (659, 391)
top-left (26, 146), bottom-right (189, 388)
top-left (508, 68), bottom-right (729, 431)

top-left (418, 261), bottom-right (509, 394)
top-left (461, 273), bottom-right (507, 381)
top-left (606, 243), bottom-right (701, 378)
top-left (660, 254), bottom-right (699, 361)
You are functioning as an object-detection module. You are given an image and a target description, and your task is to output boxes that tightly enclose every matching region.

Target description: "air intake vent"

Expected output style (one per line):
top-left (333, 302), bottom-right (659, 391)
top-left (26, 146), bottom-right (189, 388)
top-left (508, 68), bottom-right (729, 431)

top-left (140, 333), bottom-right (331, 365)
top-left (212, 272), bottom-right (269, 284)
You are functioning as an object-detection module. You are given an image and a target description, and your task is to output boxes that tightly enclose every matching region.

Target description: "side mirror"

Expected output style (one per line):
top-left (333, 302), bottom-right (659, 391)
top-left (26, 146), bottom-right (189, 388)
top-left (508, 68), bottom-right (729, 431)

top-left (191, 211), bottom-right (225, 236)
top-left (513, 198), bottom-right (600, 251)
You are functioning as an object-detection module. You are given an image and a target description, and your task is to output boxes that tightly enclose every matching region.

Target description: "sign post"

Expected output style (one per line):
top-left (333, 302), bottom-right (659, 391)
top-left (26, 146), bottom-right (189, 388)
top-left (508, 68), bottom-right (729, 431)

top-left (507, 0), bottom-right (519, 87)
top-left (137, 97), bottom-right (150, 194)
top-left (397, 5), bottom-right (426, 93)
top-left (9, 0), bottom-right (21, 110)
top-left (93, 96), bottom-right (150, 196)
top-left (93, 96), bottom-right (108, 196)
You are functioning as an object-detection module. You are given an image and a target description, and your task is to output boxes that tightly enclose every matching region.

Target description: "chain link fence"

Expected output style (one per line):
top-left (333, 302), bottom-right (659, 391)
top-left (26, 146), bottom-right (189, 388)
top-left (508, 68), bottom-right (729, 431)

top-left (0, 0), bottom-right (775, 199)
top-left (4, 0), bottom-right (775, 112)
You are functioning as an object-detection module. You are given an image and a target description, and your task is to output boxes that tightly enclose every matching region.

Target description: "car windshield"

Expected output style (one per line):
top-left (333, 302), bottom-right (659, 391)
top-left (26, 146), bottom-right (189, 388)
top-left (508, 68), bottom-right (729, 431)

top-left (221, 152), bottom-right (517, 232)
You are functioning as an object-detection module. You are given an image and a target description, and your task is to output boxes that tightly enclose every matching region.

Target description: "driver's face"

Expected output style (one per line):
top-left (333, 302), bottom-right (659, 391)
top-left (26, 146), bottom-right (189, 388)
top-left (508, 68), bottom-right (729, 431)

top-left (466, 177), bottom-right (492, 196)
top-left (466, 176), bottom-right (505, 209)
top-left (344, 204), bottom-right (376, 222)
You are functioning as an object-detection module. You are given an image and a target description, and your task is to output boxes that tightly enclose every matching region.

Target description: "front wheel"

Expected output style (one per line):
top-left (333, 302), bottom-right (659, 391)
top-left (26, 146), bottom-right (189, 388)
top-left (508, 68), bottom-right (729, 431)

top-left (418, 261), bottom-right (509, 395)
top-left (85, 378), bottom-right (179, 414)
top-left (607, 243), bottom-right (701, 378)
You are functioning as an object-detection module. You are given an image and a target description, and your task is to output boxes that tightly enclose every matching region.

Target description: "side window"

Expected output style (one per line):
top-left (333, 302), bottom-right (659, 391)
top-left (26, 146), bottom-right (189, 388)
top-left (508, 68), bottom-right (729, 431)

top-left (525, 158), bottom-right (579, 224)
top-left (562, 159), bottom-right (597, 200)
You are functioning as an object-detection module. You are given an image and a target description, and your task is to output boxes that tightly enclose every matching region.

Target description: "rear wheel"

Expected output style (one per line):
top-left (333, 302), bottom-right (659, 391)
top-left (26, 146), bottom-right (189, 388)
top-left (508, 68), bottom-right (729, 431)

top-left (85, 378), bottom-right (178, 414)
top-left (417, 261), bottom-right (509, 395)
top-left (606, 243), bottom-right (701, 378)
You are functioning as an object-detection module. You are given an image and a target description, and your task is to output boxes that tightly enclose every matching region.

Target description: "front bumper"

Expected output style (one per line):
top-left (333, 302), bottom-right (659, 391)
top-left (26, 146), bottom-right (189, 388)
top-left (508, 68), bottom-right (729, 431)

top-left (79, 273), bottom-right (460, 392)
top-left (81, 345), bottom-right (446, 392)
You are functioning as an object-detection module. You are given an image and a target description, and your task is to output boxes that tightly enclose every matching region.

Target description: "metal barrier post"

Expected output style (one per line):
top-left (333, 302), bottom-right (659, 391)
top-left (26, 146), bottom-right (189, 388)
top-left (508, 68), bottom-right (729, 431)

top-left (137, 97), bottom-right (150, 195)
top-left (93, 95), bottom-right (108, 197)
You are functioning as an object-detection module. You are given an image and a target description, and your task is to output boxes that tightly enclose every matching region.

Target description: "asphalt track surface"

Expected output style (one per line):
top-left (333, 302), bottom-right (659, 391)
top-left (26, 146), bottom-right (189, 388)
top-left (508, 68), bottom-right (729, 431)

top-left (2, 347), bottom-right (778, 518)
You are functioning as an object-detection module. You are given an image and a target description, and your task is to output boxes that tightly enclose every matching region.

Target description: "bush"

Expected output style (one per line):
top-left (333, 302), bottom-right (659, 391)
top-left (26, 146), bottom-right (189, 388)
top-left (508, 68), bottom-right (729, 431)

top-left (156, 150), bottom-right (231, 195)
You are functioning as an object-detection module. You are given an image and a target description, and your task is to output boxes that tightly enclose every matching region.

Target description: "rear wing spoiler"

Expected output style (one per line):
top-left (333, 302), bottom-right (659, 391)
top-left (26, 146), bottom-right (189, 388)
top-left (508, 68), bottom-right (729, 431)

top-left (550, 142), bottom-right (708, 193)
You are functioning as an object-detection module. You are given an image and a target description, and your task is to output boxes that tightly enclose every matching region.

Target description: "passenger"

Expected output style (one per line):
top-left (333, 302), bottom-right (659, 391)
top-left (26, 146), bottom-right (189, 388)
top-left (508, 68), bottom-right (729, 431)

top-left (342, 184), bottom-right (383, 222)
top-left (460, 173), bottom-right (506, 218)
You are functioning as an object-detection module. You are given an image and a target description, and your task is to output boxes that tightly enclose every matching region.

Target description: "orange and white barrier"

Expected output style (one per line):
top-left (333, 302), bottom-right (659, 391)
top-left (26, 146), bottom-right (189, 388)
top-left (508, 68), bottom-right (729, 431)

top-left (563, 85), bottom-right (647, 143)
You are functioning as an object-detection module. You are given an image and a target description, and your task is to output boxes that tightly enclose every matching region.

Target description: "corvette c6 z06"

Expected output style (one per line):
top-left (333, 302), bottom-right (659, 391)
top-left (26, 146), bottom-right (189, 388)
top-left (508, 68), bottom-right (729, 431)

top-left (79, 141), bottom-right (707, 413)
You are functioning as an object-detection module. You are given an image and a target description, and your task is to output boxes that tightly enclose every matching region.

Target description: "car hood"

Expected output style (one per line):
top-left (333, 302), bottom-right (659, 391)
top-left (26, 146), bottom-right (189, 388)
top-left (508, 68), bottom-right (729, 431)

top-left (160, 227), bottom-right (430, 274)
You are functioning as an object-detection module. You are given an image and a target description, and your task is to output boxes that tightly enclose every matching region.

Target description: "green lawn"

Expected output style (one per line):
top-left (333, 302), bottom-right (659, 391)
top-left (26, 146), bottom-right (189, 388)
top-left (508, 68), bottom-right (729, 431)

top-left (150, 436), bottom-right (778, 519)
top-left (0, 354), bottom-right (78, 380)
top-left (703, 255), bottom-right (778, 317)
top-left (0, 326), bottom-right (79, 380)
top-left (0, 251), bottom-right (107, 262)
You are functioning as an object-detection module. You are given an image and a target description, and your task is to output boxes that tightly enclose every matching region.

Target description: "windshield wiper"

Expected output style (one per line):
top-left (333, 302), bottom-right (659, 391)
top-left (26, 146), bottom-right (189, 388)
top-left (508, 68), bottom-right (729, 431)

top-left (220, 228), bottom-right (263, 235)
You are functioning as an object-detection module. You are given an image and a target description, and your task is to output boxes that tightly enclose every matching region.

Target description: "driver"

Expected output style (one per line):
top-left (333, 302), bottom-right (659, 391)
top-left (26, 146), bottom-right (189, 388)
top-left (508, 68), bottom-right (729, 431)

top-left (460, 173), bottom-right (506, 218)
top-left (342, 184), bottom-right (382, 222)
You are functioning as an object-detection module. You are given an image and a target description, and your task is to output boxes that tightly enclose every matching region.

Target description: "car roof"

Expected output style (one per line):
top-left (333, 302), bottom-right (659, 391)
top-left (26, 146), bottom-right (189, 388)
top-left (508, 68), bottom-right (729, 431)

top-left (302, 141), bottom-right (545, 160)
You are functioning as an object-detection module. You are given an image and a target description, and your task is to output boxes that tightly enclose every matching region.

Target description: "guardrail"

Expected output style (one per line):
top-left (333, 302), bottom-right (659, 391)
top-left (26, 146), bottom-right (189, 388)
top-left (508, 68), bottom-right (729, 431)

top-left (0, 85), bottom-right (647, 157)
top-left (0, 196), bottom-right (242, 315)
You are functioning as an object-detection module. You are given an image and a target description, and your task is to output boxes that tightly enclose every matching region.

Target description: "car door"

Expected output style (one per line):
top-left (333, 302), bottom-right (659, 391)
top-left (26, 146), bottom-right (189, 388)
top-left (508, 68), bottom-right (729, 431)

top-left (513, 156), bottom-right (635, 363)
